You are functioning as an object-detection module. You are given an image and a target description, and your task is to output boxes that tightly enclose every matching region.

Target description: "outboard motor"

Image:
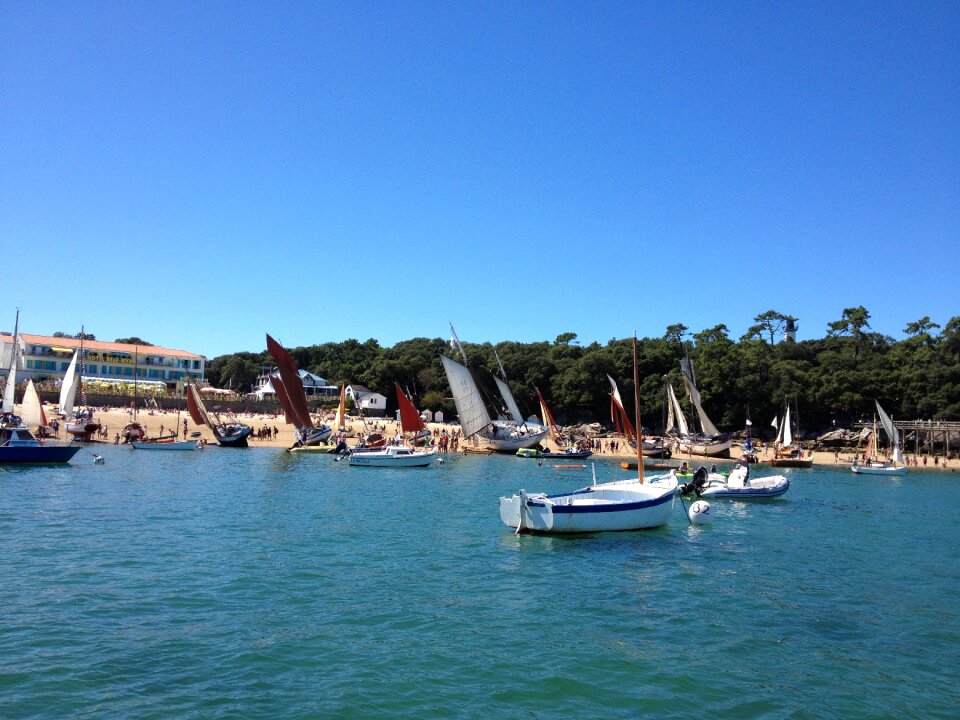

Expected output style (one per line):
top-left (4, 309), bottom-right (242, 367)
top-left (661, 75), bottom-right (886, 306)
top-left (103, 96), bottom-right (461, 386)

top-left (681, 466), bottom-right (710, 496)
top-left (692, 466), bottom-right (709, 496)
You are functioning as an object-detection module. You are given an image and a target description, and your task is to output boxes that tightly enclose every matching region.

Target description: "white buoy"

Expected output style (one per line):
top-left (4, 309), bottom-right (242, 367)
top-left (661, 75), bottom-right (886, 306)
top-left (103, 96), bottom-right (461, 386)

top-left (688, 500), bottom-right (713, 524)
top-left (93, 454), bottom-right (105, 465)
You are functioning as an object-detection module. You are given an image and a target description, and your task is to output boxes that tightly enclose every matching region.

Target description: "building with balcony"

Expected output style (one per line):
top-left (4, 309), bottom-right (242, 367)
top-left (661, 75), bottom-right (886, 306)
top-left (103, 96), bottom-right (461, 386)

top-left (250, 367), bottom-right (340, 401)
top-left (0, 333), bottom-right (205, 391)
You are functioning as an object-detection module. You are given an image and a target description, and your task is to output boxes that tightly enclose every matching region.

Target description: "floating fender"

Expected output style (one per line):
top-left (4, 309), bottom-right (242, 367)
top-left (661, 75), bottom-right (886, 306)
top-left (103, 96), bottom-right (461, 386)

top-left (688, 500), bottom-right (713, 524)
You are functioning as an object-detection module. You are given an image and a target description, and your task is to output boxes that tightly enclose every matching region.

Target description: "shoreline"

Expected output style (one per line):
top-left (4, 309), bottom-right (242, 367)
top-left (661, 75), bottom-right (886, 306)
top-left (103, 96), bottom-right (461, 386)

top-left (37, 406), bottom-right (958, 471)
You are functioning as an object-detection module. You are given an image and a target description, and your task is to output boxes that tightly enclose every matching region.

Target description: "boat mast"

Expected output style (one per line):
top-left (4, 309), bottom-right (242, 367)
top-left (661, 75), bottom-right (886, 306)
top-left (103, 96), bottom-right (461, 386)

top-left (2, 307), bottom-right (20, 414)
top-left (78, 325), bottom-right (89, 413)
top-left (448, 322), bottom-right (469, 366)
top-left (134, 345), bottom-right (138, 423)
top-left (633, 332), bottom-right (644, 484)
top-left (9, 307), bottom-right (19, 374)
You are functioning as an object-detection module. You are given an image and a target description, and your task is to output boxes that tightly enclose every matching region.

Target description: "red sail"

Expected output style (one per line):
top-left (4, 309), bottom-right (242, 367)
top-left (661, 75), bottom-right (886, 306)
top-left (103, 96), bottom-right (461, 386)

top-left (395, 383), bottom-right (426, 434)
top-left (266, 334), bottom-right (314, 429)
top-left (186, 385), bottom-right (208, 426)
top-left (610, 395), bottom-right (637, 443)
top-left (272, 374), bottom-right (297, 426)
top-left (535, 386), bottom-right (564, 444)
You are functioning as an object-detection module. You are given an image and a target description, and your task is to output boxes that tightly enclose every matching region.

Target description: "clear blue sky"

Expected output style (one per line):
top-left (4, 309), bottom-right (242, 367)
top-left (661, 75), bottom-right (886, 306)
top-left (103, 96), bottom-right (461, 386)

top-left (3, 1), bottom-right (958, 358)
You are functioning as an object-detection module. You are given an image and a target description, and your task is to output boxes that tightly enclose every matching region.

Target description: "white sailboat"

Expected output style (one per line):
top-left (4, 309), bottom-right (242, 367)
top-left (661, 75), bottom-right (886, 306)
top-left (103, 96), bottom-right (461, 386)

top-left (852, 401), bottom-right (907, 476)
top-left (500, 334), bottom-right (677, 534)
top-left (441, 325), bottom-right (547, 453)
top-left (57, 351), bottom-right (79, 417)
top-left (671, 357), bottom-right (732, 457)
top-left (20, 380), bottom-right (53, 436)
top-left (1, 309), bottom-right (21, 415)
top-left (665, 381), bottom-right (690, 437)
top-left (60, 333), bottom-right (102, 440)
top-left (769, 400), bottom-right (812, 468)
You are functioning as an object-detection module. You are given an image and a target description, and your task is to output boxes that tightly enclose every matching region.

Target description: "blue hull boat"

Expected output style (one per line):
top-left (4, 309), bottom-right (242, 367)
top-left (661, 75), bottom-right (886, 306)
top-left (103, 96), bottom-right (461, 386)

top-left (1, 416), bottom-right (82, 464)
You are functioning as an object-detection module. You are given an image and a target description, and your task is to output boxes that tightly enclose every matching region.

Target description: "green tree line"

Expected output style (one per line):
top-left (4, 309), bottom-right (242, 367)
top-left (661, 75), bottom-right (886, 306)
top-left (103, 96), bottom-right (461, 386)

top-left (204, 308), bottom-right (960, 435)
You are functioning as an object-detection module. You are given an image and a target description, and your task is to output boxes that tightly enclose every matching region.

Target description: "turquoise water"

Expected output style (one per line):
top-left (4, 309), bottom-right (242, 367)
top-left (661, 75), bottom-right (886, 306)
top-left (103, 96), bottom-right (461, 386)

top-left (1, 448), bottom-right (957, 718)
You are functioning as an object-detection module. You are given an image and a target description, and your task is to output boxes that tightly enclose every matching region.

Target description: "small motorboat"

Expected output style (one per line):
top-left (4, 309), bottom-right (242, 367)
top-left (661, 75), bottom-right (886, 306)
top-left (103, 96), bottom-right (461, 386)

top-left (0, 414), bottom-right (82, 464)
top-left (680, 463), bottom-right (789, 500)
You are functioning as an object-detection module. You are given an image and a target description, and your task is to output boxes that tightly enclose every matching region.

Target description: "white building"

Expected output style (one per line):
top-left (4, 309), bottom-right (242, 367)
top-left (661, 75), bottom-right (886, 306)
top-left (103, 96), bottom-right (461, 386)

top-left (1, 332), bottom-right (205, 391)
top-left (347, 385), bottom-right (387, 417)
top-left (250, 368), bottom-right (339, 401)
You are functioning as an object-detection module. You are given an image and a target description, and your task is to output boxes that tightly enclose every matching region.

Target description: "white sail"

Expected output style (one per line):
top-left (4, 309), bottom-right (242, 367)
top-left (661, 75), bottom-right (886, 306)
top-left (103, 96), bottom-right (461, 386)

top-left (665, 383), bottom-right (689, 436)
top-left (680, 358), bottom-right (719, 436)
top-left (607, 375), bottom-right (626, 410)
top-left (21, 379), bottom-right (46, 428)
top-left (875, 400), bottom-right (904, 464)
top-left (441, 355), bottom-right (492, 439)
top-left (58, 351), bottom-right (80, 416)
top-left (781, 406), bottom-right (793, 446)
top-left (493, 375), bottom-right (525, 425)
top-left (2, 339), bottom-right (19, 413)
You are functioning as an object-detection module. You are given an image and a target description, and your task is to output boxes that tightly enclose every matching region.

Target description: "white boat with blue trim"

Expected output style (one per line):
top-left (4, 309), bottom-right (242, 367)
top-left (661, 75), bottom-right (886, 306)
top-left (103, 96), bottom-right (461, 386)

top-left (500, 470), bottom-right (678, 533)
top-left (501, 334), bottom-right (680, 534)
top-left (851, 401), bottom-right (907, 476)
top-left (347, 445), bottom-right (437, 467)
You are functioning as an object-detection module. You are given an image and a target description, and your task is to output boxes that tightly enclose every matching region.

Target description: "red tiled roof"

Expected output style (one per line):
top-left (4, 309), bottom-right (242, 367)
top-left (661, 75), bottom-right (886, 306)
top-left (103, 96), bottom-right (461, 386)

top-left (18, 333), bottom-right (205, 360)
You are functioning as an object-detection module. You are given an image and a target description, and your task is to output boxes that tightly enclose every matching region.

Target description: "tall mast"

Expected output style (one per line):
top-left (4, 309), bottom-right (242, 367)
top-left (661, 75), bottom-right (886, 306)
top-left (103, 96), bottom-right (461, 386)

top-left (448, 322), bottom-right (469, 366)
top-left (134, 345), bottom-right (139, 422)
top-left (2, 308), bottom-right (20, 414)
top-left (78, 325), bottom-right (86, 410)
top-left (9, 307), bottom-right (19, 374)
top-left (633, 332), bottom-right (644, 484)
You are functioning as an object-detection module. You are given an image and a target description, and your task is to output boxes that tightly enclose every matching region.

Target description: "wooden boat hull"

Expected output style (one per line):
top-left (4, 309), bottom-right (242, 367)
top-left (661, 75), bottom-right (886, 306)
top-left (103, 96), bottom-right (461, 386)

top-left (621, 460), bottom-right (678, 470)
top-left (676, 437), bottom-right (732, 458)
top-left (769, 457), bottom-right (813, 468)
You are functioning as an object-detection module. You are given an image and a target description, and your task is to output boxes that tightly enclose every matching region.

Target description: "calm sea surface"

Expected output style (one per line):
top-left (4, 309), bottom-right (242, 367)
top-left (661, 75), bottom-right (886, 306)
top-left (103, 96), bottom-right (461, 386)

top-left (1, 447), bottom-right (957, 718)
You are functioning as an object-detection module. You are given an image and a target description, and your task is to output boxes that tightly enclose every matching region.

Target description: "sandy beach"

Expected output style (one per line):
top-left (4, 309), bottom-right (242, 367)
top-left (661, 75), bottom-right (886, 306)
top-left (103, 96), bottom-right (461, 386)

top-left (37, 405), bottom-right (956, 471)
